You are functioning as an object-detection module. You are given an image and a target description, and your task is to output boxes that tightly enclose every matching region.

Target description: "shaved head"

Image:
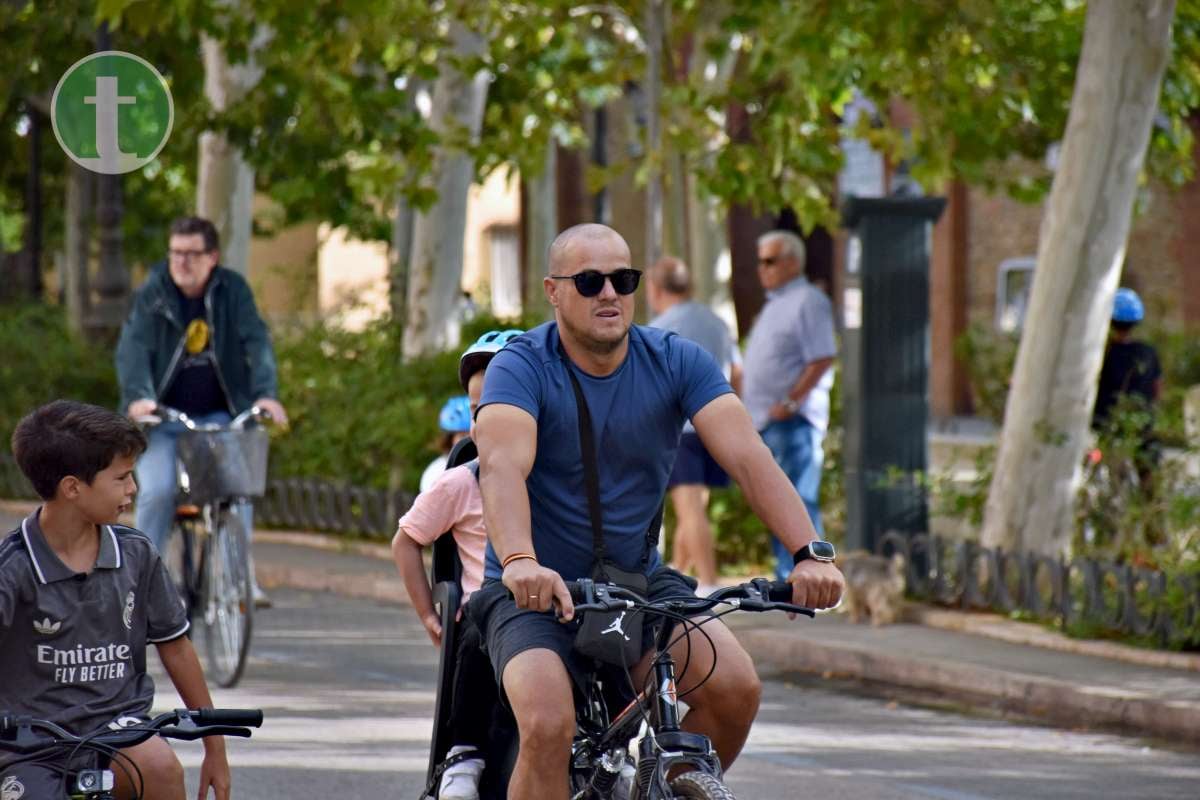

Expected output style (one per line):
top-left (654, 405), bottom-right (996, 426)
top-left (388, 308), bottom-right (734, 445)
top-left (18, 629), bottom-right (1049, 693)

top-left (547, 224), bottom-right (631, 275)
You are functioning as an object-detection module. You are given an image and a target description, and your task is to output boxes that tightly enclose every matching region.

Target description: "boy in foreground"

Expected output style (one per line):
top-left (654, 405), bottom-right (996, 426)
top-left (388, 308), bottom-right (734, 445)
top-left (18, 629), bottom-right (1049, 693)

top-left (0, 400), bottom-right (231, 800)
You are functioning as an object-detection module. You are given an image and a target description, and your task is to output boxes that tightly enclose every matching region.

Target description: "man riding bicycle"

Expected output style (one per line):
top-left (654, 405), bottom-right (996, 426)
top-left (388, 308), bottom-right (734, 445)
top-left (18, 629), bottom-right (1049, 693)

top-left (470, 223), bottom-right (844, 800)
top-left (115, 216), bottom-right (286, 605)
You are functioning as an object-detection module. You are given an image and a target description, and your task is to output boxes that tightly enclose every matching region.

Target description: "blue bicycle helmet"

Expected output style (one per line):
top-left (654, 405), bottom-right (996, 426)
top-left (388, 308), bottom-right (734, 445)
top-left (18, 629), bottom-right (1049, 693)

top-left (438, 395), bottom-right (472, 433)
top-left (459, 329), bottom-right (525, 391)
top-left (1112, 288), bottom-right (1144, 325)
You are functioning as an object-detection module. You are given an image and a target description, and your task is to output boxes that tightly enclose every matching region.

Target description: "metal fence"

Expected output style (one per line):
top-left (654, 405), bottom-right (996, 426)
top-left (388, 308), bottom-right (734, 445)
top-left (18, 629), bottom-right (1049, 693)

top-left (255, 477), bottom-right (413, 537)
top-left (877, 531), bottom-right (1199, 646)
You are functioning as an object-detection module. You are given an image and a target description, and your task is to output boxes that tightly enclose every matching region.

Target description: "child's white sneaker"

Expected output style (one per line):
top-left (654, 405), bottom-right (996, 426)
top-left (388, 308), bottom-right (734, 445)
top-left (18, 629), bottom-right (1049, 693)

top-left (439, 744), bottom-right (485, 800)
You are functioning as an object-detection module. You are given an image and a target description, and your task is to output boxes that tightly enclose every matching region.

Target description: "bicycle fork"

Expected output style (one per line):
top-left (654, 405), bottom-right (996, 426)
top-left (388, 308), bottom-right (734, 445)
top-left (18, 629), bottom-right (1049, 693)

top-left (629, 656), bottom-right (722, 798)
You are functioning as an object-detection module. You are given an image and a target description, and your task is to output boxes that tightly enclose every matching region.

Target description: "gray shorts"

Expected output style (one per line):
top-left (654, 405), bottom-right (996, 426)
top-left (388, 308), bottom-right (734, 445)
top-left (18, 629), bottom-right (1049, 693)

top-left (466, 566), bottom-right (700, 699)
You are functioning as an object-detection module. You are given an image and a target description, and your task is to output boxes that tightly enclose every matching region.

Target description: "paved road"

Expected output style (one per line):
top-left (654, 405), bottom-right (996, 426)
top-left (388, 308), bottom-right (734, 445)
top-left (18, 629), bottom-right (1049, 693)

top-left (151, 589), bottom-right (1200, 800)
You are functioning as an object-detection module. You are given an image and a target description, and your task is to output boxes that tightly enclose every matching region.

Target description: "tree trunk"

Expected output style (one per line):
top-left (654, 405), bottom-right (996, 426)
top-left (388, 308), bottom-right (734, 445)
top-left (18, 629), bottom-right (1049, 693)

top-left (64, 163), bottom-right (94, 335)
top-left (685, 177), bottom-right (726, 304)
top-left (402, 22), bottom-right (489, 357)
top-left (981, 0), bottom-right (1175, 556)
top-left (196, 28), bottom-right (268, 275)
top-left (523, 140), bottom-right (556, 319)
top-left (389, 193), bottom-right (415, 332)
top-left (663, 150), bottom-right (689, 261)
top-left (643, 0), bottom-right (665, 266)
top-left (86, 20), bottom-right (128, 335)
top-left (24, 104), bottom-right (44, 300)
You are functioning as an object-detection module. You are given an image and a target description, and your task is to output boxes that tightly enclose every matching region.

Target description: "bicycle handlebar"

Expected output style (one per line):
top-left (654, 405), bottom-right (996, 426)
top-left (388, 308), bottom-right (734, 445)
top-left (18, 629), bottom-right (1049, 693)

top-left (134, 404), bottom-right (277, 431)
top-left (562, 577), bottom-right (815, 618)
top-left (0, 708), bottom-right (263, 755)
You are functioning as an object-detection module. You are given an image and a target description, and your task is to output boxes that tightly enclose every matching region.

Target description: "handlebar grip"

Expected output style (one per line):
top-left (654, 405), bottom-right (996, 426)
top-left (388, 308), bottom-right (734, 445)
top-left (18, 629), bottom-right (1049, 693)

top-left (564, 580), bottom-right (586, 604)
top-left (765, 580), bottom-right (795, 603)
top-left (194, 709), bottom-right (264, 727)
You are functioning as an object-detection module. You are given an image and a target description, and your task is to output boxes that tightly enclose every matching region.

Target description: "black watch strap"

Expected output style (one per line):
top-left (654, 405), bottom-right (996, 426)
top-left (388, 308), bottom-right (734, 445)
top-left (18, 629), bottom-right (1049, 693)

top-left (793, 540), bottom-right (836, 565)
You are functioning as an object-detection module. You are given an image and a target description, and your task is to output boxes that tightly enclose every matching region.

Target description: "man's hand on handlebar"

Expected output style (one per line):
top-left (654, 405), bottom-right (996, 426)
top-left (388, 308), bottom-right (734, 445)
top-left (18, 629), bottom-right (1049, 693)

top-left (502, 558), bottom-right (575, 621)
top-left (254, 397), bottom-right (289, 427)
top-left (127, 398), bottom-right (158, 419)
top-left (787, 559), bottom-right (844, 610)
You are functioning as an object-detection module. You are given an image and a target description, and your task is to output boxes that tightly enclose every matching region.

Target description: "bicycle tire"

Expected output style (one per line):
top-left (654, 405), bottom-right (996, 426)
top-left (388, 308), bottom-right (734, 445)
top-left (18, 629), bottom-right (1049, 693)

top-left (666, 771), bottom-right (738, 800)
top-left (202, 509), bottom-right (253, 687)
top-left (173, 518), bottom-right (203, 624)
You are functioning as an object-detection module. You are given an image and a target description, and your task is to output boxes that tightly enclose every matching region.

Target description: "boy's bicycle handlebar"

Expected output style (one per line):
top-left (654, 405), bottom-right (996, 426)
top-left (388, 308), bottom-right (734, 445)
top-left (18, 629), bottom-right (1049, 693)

top-left (0, 708), bottom-right (264, 755)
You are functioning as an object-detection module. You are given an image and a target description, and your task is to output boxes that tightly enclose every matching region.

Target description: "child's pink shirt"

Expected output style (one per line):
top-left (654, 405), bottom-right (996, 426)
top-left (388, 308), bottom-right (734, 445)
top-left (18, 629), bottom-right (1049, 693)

top-left (397, 464), bottom-right (486, 596)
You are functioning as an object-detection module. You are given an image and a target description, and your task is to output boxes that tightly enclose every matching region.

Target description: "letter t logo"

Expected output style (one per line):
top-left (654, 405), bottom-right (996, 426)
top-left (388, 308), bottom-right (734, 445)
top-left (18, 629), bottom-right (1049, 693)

top-left (84, 76), bottom-right (136, 172)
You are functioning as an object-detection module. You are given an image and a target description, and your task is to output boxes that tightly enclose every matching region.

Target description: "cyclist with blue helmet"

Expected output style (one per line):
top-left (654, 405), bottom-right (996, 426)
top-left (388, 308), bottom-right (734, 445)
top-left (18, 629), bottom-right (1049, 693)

top-left (421, 396), bottom-right (473, 493)
top-left (393, 329), bottom-right (523, 800)
top-left (1093, 287), bottom-right (1161, 431)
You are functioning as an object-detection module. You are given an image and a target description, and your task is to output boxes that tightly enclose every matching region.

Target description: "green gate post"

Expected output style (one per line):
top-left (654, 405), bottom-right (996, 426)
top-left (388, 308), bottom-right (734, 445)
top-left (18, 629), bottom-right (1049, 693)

top-left (841, 196), bottom-right (945, 554)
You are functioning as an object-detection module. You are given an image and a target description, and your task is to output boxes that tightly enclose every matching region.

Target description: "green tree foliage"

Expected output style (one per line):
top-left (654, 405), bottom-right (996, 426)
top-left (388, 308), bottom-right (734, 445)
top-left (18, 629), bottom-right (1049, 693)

top-left (662, 0), bottom-right (1200, 228)
top-left (5, 1), bottom-right (1198, 261)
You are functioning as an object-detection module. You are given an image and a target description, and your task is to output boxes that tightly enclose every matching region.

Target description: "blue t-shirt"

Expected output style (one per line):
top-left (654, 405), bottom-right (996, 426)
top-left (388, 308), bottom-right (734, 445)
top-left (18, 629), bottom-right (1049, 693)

top-left (480, 322), bottom-right (732, 580)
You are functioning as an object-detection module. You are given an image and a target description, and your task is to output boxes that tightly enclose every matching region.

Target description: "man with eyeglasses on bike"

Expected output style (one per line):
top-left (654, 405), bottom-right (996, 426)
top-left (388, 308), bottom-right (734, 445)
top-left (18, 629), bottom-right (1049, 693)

top-left (116, 216), bottom-right (286, 606)
top-left (470, 223), bottom-right (844, 800)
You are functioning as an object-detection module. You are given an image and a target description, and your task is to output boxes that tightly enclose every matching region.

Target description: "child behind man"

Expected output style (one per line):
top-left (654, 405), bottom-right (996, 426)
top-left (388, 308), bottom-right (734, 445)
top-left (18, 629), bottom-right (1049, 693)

top-left (1, 400), bottom-right (230, 800)
top-left (392, 329), bottom-right (524, 800)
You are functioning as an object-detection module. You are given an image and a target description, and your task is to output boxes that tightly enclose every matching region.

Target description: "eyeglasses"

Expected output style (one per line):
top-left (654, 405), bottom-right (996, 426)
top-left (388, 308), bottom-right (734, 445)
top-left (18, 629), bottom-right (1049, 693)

top-left (169, 249), bottom-right (213, 262)
top-left (757, 256), bottom-right (781, 267)
top-left (549, 268), bottom-right (642, 297)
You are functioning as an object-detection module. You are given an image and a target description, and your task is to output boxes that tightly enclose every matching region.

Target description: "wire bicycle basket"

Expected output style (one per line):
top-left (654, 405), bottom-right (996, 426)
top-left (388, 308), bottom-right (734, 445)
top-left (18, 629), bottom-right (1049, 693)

top-left (177, 428), bottom-right (269, 504)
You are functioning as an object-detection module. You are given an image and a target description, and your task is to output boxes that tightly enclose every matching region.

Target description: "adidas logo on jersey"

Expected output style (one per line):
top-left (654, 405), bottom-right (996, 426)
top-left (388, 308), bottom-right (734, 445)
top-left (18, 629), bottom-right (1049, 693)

top-left (33, 617), bottom-right (61, 635)
top-left (1, 774), bottom-right (25, 800)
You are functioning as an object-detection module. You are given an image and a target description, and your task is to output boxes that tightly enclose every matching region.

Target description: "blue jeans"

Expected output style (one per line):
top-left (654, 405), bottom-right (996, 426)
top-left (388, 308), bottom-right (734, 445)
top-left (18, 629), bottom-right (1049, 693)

top-left (760, 415), bottom-right (825, 581)
top-left (134, 411), bottom-right (253, 554)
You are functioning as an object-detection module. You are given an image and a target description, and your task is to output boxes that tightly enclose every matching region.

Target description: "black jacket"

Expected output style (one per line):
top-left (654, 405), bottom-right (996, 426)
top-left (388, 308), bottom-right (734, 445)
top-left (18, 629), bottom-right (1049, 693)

top-left (115, 264), bottom-right (278, 414)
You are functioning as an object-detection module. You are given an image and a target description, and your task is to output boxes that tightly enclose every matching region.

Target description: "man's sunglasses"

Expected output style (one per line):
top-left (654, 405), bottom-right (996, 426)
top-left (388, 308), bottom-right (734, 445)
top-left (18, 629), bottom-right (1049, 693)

top-left (549, 268), bottom-right (642, 297)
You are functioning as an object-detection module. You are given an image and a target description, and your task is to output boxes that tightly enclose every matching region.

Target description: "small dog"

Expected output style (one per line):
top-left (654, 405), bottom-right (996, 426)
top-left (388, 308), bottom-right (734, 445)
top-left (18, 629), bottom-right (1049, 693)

top-left (838, 550), bottom-right (906, 626)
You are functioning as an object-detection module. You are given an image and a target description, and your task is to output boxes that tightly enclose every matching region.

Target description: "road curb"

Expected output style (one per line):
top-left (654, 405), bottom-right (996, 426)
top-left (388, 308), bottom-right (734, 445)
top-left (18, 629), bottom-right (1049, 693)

top-left (736, 627), bottom-right (1200, 745)
top-left (253, 529), bottom-right (1200, 674)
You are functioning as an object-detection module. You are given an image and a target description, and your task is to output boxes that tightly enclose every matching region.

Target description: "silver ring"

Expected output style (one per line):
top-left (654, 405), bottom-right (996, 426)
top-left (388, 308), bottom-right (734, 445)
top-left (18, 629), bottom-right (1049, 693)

top-left (529, 594), bottom-right (539, 600)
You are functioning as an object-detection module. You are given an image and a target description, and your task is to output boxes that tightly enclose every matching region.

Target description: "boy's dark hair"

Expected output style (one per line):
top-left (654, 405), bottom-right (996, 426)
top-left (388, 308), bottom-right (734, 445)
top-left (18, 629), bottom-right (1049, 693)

top-left (1112, 321), bottom-right (1137, 334)
top-left (12, 400), bottom-right (147, 500)
top-left (169, 216), bottom-right (220, 252)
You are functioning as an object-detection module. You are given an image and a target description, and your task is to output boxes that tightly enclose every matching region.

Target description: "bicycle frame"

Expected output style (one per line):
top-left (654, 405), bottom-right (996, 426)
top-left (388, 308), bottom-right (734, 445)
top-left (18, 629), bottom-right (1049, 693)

top-left (571, 608), bottom-right (723, 799)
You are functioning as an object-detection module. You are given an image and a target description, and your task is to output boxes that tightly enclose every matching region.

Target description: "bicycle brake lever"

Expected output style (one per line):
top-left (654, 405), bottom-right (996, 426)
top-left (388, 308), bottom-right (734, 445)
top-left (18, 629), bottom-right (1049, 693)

top-left (770, 603), bottom-right (816, 617)
top-left (159, 725), bottom-right (252, 741)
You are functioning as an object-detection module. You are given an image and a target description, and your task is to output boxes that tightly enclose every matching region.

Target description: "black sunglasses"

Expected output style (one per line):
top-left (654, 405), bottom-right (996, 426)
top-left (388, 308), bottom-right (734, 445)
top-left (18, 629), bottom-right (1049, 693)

top-left (549, 268), bottom-right (642, 297)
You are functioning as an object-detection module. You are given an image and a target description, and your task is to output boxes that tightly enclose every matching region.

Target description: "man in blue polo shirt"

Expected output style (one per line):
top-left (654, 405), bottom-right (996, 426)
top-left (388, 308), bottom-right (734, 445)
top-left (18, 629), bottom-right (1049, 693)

top-left (471, 223), bottom-right (844, 800)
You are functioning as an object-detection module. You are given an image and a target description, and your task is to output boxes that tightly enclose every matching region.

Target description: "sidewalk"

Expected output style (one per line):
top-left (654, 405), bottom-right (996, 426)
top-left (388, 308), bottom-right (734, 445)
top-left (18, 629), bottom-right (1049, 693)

top-left (251, 529), bottom-right (1200, 747)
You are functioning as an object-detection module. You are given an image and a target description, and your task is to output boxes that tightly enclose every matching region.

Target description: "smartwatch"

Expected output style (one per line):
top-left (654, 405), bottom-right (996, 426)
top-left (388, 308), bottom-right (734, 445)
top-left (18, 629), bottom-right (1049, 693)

top-left (792, 540), bottom-right (836, 565)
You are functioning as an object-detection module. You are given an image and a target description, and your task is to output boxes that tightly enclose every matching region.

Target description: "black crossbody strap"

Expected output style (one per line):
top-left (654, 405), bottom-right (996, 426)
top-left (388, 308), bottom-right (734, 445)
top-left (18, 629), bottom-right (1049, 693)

top-left (565, 365), bottom-right (608, 566)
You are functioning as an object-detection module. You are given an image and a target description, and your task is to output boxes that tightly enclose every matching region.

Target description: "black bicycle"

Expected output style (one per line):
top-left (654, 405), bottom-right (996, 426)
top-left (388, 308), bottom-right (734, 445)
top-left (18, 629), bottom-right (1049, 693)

top-left (423, 570), bottom-right (811, 800)
top-left (142, 405), bottom-right (272, 688)
top-left (564, 577), bottom-right (811, 800)
top-left (0, 708), bottom-right (263, 799)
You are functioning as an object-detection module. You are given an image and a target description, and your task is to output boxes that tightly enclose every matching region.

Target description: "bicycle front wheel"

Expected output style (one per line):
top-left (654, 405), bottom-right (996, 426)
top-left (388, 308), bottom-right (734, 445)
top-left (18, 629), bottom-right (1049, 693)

top-left (202, 509), bottom-right (254, 687)
top-left (668, 771), bottom-right (738, 800)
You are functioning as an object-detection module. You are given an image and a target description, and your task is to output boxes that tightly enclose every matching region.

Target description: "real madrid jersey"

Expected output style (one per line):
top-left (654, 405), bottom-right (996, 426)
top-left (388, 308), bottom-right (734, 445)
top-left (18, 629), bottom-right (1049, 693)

top-left (0, 510), bottom-right (189, 736)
